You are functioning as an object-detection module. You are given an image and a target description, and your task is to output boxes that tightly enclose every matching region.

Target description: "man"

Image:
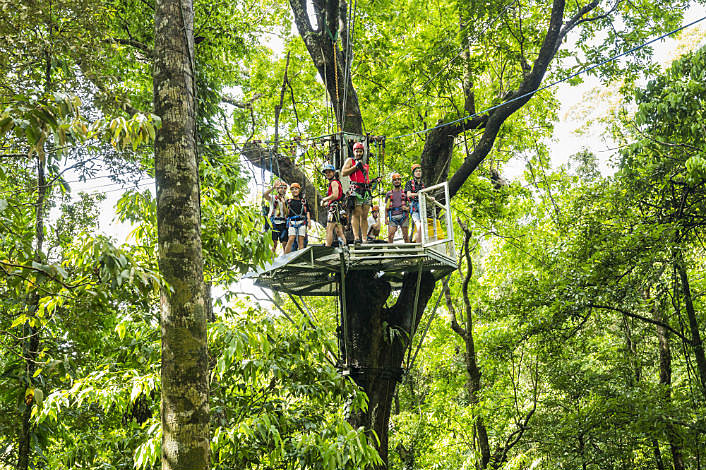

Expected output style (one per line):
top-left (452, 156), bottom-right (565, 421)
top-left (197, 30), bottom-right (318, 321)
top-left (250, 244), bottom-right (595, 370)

top-left (341, 141), bottom-right (377, 245)
top-left (405, 163), bottom-right (425, 243)
top-left (320, 163), bottom-right (346, 247)
top-left (385, 173), bottom-right (409, 243)
top-left (284, 183), bottom-right (311, 253)
top-left (367, 205), bottom-right (381, 241)
top-left (263, 180), bottom-right (288, 254)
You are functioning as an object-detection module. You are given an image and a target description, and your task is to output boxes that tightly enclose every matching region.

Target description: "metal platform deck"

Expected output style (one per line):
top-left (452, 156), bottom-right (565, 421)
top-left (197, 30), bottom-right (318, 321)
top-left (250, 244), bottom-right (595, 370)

top-left (247, 242), bottom-right (457, 296)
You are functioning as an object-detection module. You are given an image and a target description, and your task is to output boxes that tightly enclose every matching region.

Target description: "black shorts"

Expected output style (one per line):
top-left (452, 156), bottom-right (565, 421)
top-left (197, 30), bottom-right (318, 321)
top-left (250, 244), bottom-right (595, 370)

top-left (270, 217), bottom-right (287, 243)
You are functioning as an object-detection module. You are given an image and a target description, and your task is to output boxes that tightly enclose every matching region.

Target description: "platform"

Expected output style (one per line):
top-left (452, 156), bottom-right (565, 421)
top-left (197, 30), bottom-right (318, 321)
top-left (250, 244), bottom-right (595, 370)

top-left (247, 243), bottom-right (457, 296)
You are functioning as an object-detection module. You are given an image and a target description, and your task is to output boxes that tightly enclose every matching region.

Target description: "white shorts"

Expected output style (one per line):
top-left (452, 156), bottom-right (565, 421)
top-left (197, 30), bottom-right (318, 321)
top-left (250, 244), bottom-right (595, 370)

top-left (288, 218), bottom-right (307, 237)
top-left (411, 210), bottom-right (421, 223)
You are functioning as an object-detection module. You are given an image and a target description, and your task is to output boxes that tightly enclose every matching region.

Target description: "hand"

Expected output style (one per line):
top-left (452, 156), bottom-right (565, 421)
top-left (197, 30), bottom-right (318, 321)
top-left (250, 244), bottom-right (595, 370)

top-left (321, 199), bottom-right (327, 207)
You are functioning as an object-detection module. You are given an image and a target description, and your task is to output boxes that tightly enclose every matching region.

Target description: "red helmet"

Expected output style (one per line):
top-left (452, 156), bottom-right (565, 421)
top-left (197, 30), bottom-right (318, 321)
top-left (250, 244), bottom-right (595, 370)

top-left (290, 182), bottom-right (301, 189)
top-left (411, 163), bottom-right (421, 172)
top-left (353, 142), bottom-right (365, 151)
top-left (372, 205), bottom-right (380, 211)
top-left (391, 173), bottom-right (402, 181)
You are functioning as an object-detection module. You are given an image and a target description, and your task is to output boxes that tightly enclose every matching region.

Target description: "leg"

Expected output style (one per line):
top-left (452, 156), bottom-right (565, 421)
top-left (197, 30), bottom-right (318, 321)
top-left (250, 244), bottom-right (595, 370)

top-left (285, 235), bottom-right (295, 253)
top-left (297, 235), bottom-right (305, 251)
top-left (401, 226), bottom-right (410, 243)
top-left (335, 224), bottom-right (346, 244)
top-left (351, 206), bottom-right (363, 241)
top-left (412, 213), bottom-right (422, 243)
top-left (325, 223), bottom-right (334, 246)
top-left (360, 204), bottom-right (370, 241)
top-left (388, 224), bottom-right (397, 243)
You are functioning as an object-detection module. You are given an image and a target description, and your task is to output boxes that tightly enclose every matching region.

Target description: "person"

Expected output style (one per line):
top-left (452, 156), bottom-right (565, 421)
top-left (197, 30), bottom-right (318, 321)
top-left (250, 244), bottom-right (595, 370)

top-left (263, 180), bottom-right (288, 254)
top-left (405, 163), bottom-right (426, 243)
top-left (284, 183), bottom-right (311, 253)
top-left (385, 173), bottom-right (409, 243)
top-left (320, 163), bottom-right (346, 247)
top-left (367, 205), bottom-right (381, 241)
top-left (341, 141), bottom-right (378, 245)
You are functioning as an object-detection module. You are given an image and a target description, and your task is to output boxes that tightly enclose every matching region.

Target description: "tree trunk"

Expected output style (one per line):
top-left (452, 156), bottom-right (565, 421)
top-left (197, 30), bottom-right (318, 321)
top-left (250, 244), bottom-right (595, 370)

top-left (675, 254), bottom-right (706, 400)
top-left (344, 270), bottom-right (436, 467)
top-left (289, 0), bottom-right (363, 134)
top-left (17, 154), bottom-right (46, 470)
top-left (653, 297), bottom-right (685, 470)
top-left (153, 0), bottom-right (210, 467)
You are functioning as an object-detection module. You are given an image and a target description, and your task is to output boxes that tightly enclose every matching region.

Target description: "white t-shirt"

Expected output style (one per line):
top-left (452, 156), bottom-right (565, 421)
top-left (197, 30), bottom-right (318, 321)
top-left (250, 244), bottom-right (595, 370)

top-left (268, 195), bottom-right (286, 218)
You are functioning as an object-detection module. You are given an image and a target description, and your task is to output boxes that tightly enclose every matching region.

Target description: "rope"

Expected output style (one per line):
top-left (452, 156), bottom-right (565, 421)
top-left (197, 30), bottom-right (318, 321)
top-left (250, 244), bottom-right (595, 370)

top-left (341, 0), bottom-right (358, 132)
top-left (388, 14), bottom-right (706, 140)
top-left (407, 275), bottom-right (448, 372)
top-left (333, 39), bottom-right (341, 132)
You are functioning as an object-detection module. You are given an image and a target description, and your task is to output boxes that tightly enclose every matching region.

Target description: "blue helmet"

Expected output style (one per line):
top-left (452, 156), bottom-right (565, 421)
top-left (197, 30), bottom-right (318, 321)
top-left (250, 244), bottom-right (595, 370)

top-left (321, 163), bottom-right (336, 174)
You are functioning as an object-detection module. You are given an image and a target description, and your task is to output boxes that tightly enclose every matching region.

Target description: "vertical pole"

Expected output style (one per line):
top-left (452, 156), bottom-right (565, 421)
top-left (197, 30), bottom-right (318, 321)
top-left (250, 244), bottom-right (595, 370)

top-left (406, 260), bottom-right (425, 367)
top-left (446, 182), bottom-right (455, 259)
top-left (419, 189), bottom-right (428, 246)
top-left (339, 250), bottom-right (349, 366)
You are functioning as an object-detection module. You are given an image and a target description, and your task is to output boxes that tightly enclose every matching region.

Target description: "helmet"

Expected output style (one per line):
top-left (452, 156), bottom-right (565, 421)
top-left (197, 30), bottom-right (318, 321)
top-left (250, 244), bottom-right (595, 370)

top-left (321, 163), bottom-right (336, 174)
top-left (352, 142), bottom-right (365, 151)
top-left (411, 163), bottom-right (422, 172)
top-left (290, 182), bottom-right (301, 189)
top-left (372, 205), bottom-right (380, 211)
top-left (391, 172), bottom-right (402, 181)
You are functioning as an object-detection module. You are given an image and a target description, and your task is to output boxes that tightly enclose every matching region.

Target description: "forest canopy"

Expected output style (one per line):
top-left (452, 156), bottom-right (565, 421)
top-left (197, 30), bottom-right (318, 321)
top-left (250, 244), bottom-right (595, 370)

top-left (1, 0), bottom-right (706, 468)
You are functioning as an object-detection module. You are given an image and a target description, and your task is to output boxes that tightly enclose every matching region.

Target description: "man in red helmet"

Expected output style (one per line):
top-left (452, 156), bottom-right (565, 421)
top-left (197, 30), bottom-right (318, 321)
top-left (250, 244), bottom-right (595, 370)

top-left (341, 141), bottom-right (377, 244)
top-left (385, 172), bottom-right (409, 243)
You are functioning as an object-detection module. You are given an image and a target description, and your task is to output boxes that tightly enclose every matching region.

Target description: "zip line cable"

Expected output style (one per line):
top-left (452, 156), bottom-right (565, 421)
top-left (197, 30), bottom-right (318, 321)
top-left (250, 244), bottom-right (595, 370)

top-left (3, 15), bottom-right (704, 176)
top-left (389, 14), bottom-right (706, 140)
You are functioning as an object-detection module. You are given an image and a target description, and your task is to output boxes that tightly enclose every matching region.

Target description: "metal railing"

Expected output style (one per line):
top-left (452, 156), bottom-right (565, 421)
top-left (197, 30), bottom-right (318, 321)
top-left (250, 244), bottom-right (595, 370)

top-left (418, 181), bottom-right (455, 260)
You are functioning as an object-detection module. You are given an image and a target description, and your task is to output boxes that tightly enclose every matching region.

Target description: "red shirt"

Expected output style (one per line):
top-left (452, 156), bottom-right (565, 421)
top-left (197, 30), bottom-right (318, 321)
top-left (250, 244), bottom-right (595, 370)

top-left (327, 179), bottom-right (343, 202)
top-left (348, 158), bottom-right (370, 184)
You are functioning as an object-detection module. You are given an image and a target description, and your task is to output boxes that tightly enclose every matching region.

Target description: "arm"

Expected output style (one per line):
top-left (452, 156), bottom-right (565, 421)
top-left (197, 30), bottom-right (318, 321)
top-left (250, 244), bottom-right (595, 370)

top-left (405, 181), bottom-right (416, 200)
top-left (372, 215), bottom-right (381, 231)
top-left (340, 159), bottom-right (355, 177)
top-left (321, 183), bottom-right (340, 205)
top-left (263, 181), bottom-right (280, 199)
top-left (385, 197), bottom-right (391, 225)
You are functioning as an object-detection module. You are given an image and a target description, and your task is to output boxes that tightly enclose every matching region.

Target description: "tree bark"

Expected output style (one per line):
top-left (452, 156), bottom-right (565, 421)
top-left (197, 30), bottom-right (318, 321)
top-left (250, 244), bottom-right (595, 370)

top-left (653, 300), bottom-right (685, 470)
top-left (17, 154), bottom-right (46, 470)
top-left (153, 0), bottom-right (210, 467)
top-left (446, 228), bottom-right (492, 469)
top-left (344, 270), bottom-right (436, 467)
top-left (289, 0), bottom-right (363, 134)
top-left (674, 253), bottom-right (706, 400)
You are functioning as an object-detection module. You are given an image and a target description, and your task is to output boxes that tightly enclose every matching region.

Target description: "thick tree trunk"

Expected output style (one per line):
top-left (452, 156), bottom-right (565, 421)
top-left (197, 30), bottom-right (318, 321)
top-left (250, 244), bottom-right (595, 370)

top-left (653, 303), bottom-right (685, 470)
top-left (675, 255), bottom-right (706, 399)
top-left (344, 270), bottom-right (436, 467)
top-left (289, 0), bottom-right (363, 135)
top-left (17, 154), bottom-right (46, 470)
top-left (153, 0), bottom-right (210, 467)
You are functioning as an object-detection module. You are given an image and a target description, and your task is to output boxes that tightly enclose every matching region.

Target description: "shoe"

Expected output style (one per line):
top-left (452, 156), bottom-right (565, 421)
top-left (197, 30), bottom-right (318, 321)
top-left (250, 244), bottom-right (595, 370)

top-left (354, 239), bottom-right (362, 247)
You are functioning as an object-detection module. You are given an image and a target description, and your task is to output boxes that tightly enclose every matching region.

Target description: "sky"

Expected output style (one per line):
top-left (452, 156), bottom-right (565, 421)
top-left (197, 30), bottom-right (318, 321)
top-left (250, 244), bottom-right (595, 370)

top-left (548, 6), bottom-right (706, 175)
